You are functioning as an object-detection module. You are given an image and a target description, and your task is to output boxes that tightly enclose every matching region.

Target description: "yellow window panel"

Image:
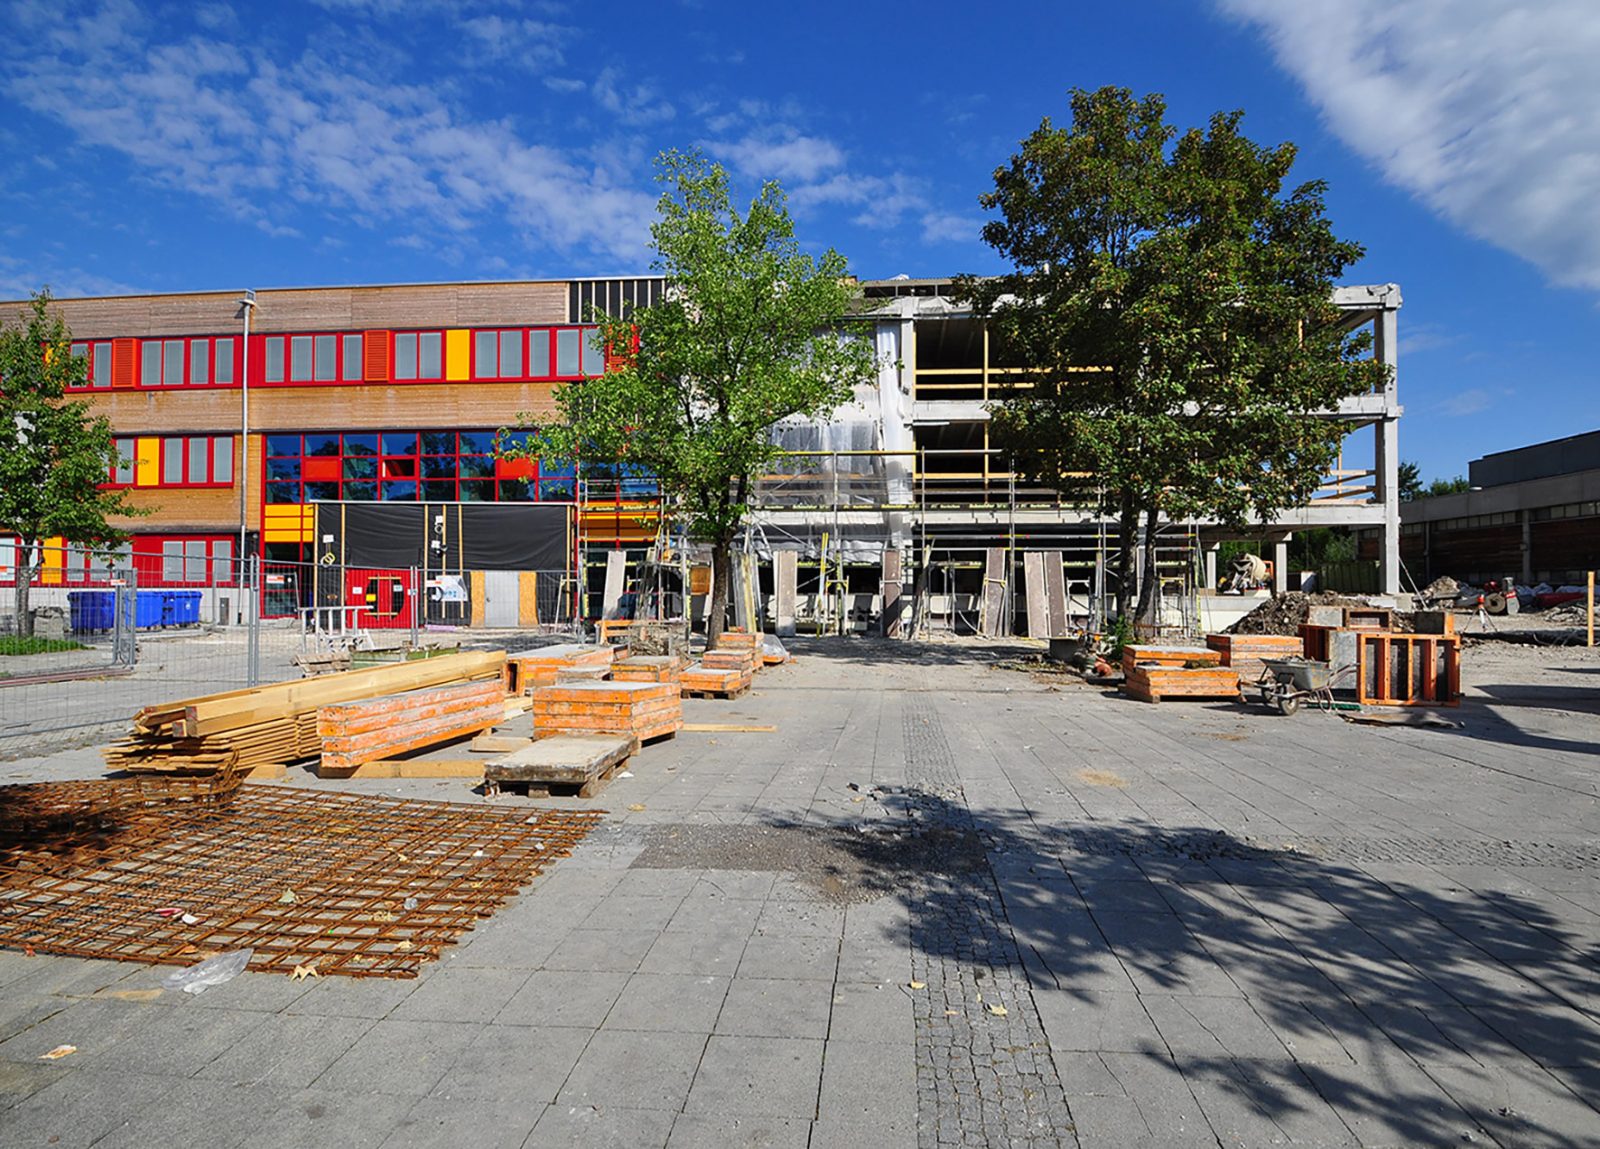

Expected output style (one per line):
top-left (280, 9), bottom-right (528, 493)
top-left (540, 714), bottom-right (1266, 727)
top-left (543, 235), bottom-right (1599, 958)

top-left (445, 329), bottom-right (470, 381)
top-left (134, 437), bottom-right (160, 487)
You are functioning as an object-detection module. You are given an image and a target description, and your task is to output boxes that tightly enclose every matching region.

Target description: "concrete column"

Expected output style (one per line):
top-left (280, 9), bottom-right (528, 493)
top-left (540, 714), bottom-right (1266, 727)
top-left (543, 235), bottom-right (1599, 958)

top-left (1521, 512), bottom-right (1533, 585)
top-left (1203, 544), bottom-right (1219, 591)
top-left (1273, 539), bottom-right (1290, 594)
top-left (1375, 304), bottom-right (1402, 595)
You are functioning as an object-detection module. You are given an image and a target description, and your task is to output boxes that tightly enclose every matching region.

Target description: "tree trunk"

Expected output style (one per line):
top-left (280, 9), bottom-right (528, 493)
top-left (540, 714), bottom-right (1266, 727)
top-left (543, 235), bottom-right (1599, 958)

top-left (13, 539), bottom-right (39, 639)
top-left (706, 535), bottom-right (733, 648)
top-left (1135, 506), bottom-right (1162, 624)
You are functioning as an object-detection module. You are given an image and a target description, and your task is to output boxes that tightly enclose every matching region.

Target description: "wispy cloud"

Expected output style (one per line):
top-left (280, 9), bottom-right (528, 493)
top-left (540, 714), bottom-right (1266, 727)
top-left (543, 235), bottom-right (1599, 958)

top-left (1438, 388), bottom-right (1492, 417)
top-left (0, 254), bottom-right (140, 300)
top-left (0, 0), bottom-right (655, 263)
top-left (1220, 0), bottom-right (1600, 291)
top-left (459, 15), bottom-right (572, 70)
top-left (591, 66), bottom-right (675, 126)
top-left (716, 132), bottom-right (845, 183)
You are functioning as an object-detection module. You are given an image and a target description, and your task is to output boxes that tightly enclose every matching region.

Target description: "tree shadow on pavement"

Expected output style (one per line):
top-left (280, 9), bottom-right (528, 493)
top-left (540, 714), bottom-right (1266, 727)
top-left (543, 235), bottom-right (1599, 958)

top-left (801, 788), bottom-right (1600, 1147)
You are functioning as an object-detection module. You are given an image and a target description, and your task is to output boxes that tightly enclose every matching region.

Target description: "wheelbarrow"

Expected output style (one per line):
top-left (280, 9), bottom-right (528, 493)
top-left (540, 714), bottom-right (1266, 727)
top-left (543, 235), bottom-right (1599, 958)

top-left (1255, 657), bottom-right (1335, 715)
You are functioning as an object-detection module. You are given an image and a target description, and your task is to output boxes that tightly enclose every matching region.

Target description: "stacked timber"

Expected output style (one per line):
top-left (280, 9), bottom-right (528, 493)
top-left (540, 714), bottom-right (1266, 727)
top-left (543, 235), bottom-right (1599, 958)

top-left (611, 655), bottom-right (683, 683)
top-left (1205, 634), bottom-right (1305, 687)
top-left (532, 680), bottom-right (682, 742)
top-left (680, 661), bottom-right (754, 699)
top-left (505, 645), bottom-right (616, 694)
top-left (715, 630), bottom-right (761, 654)
top-left (1120, 645), bottom-right (1238, 704)
top-left (555, 664), bottom-right (613, 684)
top-left (103, 651), bottom-right (506, 775)
top-left (316, 679), bottom-right (506, 774)
top-left (703, 647), bottom-right (757, 674)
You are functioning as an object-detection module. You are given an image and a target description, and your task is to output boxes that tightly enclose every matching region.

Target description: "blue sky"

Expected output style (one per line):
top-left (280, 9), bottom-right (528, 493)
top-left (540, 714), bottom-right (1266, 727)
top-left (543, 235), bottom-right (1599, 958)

top-left (2, 0), bottom-right (1598, 484)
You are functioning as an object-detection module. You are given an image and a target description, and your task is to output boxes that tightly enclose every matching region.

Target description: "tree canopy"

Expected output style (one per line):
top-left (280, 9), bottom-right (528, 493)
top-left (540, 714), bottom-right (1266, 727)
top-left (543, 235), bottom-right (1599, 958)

top-left (510, 150), bottom-right (877, 640)
top-left (960, 87), bottom-right (1389, 618)
top-left (0, 291), bottom-right (143, 635)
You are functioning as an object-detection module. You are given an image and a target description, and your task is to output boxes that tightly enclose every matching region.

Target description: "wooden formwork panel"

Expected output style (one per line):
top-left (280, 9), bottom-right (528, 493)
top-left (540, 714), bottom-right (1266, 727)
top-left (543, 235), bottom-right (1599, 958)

top-left (1121, 645), bottom-right (1221, 677)
top-left (530, 679), bottom-right (682, 740)
top-left (680, 664), bottom-right (753, 698)
top-left (318, 680), bottom-right (506, 772)
top-left (714, 631), bottom-right (761, 652)
top-left (1123, 665), bottom-right (1241, 704)
top-left (702, 648), bottom-right (756, 673)
top-left (611, 656), bottom-right (683, 683)
top-left (1356, 633), bottom-right (1461, 707)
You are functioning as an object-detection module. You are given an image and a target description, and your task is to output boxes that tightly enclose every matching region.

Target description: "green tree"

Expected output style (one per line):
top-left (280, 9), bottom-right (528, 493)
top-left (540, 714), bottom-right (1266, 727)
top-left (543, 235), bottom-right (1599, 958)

top-left (1423, 475), bottom-right (1470, 498)
top-left (1398, 460), bottom-right (1422, 501)
top-left (961, 87), bottom-right (1389, 619)
top-left (509, 151), bottom-right (877, 643)
top-left (1399, 460), bottom-right (1469, 501)
top-left (0, 292), bottom-right (143, 636)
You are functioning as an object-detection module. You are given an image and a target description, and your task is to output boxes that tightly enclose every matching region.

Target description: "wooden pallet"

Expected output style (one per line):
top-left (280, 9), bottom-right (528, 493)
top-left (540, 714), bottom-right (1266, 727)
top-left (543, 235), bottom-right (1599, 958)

top-left (484, 733), bottom-right (637, 797)
top-left (1122, 664), bottom-right (1242, 704)
top-left (531, 680), bottom-right (683, 742)
top-left (611, 655), bottom-right (683, 683)
top-left (680, 663), bottom-right (753, 698)
top-left (317, 679), bottom-right (506, 772)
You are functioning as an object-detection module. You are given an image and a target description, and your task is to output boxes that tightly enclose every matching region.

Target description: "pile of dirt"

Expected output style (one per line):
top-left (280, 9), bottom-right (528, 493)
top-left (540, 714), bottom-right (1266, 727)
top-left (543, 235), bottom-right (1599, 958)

top-left (1225, 592), bottom-right (1405, 636)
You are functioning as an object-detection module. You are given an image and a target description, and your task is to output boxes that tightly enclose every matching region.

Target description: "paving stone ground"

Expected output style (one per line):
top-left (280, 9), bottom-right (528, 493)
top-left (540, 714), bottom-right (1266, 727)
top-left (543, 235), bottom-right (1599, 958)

top-left (1, 635), bottom-right (1598, 1147)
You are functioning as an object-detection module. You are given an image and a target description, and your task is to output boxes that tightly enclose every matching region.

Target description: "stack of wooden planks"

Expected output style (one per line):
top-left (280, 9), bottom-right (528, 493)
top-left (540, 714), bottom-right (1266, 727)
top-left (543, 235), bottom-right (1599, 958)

top-left (532, 680), bottom-right (682, 742)
top-left (485, 733), bottom-right (638, 797)
top-left (715, 630), bottom-right (761, 654)
top-left (1205, 634), bottom-right (1305, 687)
top-left (703, 647), bottom-right (757, 674)
top-left (316, 679), bottom-right (506, 775)
top-left (680, 661), bottom-right (754, 698)
top-left (504, 645), bottom-right (615, 695)
top-left (105, 651), bottom-right (506, 775)
top-left (611, 655), bottom-right (683, 683)
top-left (1120, 645), bottom-right (1238, 704)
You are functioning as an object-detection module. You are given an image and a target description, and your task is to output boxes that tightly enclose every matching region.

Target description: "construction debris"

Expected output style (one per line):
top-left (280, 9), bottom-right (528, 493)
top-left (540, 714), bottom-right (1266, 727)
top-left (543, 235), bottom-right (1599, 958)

top-left (0, 783), bottom-right (600, 978)
top-left (1225, 593), bottom-right (1410, 637)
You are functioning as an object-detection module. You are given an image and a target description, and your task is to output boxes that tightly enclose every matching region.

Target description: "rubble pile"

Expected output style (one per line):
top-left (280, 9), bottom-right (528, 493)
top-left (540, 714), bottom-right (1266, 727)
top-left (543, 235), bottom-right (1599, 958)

top-left (1225, 592), bottom-right (1408, 636)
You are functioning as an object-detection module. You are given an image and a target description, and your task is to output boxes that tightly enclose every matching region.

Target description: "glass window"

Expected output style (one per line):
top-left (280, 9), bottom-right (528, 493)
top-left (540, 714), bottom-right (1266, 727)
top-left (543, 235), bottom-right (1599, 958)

top-left (382, 480), bottom-right (417, 501)
top-left (186, 437), bottom-right (208, 483)
top-left (530, 329), bottom-right (551, 376)
top-left (421, 456), bottom-right (456, 480)
top-left (163, 340), bottom-right (184, 386)
top-left (141, 341), bottom-right (162, 386)
top-left (163, 437), bottom-right (184, 484)
top-left (304, 481), bottom-right (339, 501)
top-left (421, 431), bottom-right (455, 455)
top-left (458, 431), bottom-right (495, 454)
top-left (314, 334), bottom-right (337, 381)
top-left (540, 479), bottom-right (575, 501)
top-left (498, 479), bottom-right (536, 501)
top-left (458, 455), bottom-right (494, 479)
top-left (304, 433), bottom-right (340, 456)
top-left (265, 481), bottom-right (300, 504)
top-left (290, 335), bottom-right (313, 382)
top-left (556, 328), bottom-right (581, 376)
top-left (419, 332), bottom-right (442, 378)
top-left (582, 327), bottom-right (604, 376)
top-left (215, 339), bottom-right (233, 384)
top-left (265, 337), bottom-right (285, 382)
top-left (343, 457), bottom-right (377, 480)
top-left (382, 432), bottom-right (417, 456)
top-left (394, 333), bottom-right (418, 380)
top-left (459, 479), bottom-right (495, 502)
top-left (475, 330), bottom-right (497, 376)
top-left (162, 541), bottom-right (184, 582)
top-left (267, 434), bottom-right (301, 456)
top-left (93, 342), bottom-right (111, 388)
top-left (422, 480), bottom-right (456, 501)
top-left (114, 439), bottom-right (135, 484)
top-left (267, 457), bottom-right (300, 481)
top-left (212, 437), bottom-right (233, 483)
top-left (184, 539), bottom-right (208, 582)
top-left (69, 343), bottom-right (88, 387)
top-left (343, 334), bottom-right (362, 381)
top-left (190, 339), bottom-right (210, 385)
top-left (500, 330), bottom-right (523, 377)
top-left (382, 457), bottom-right (416, 479)
top-left (343, 433), bottom-right (378, 456)
top-left (212, 539), bottom-right (233, 586)
top-left (343, 481), bottom-right (378, 501)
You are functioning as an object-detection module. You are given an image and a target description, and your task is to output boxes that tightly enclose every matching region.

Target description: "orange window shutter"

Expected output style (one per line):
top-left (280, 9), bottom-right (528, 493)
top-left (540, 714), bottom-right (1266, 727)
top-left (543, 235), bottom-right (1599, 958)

top-left (364, 331), bottom-right (391, 381)
top-left (111, 339), bottom-right (136, 388)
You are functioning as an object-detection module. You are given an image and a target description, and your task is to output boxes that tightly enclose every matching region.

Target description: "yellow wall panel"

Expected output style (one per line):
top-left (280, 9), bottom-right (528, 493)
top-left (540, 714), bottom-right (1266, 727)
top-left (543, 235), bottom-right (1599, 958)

top-left (134, 437), bottom-right (160, 487)
top-left (262, 504), bottom-right (315, 543)
top-left (445, 329), bottom-right (470, 381)
top-left (470, 570), bottom-right (485, 627)
top-left (40, 536), bottom-right (64, 585)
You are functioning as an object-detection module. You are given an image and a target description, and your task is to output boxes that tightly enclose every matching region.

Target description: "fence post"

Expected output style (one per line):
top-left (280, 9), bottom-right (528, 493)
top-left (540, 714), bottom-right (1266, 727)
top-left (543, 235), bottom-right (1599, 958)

top-left (1588, 571), bottom-right (1594, 649)
top-left (246, 554), bottom-right (261, 687)
top-left (410, 564), bottom-right (420, 648)
top-left (113, 567), bottom-right (138, 668)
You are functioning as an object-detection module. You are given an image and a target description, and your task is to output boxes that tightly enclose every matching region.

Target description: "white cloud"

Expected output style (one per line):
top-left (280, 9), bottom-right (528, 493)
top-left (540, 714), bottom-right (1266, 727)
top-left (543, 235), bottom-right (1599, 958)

top-left (717, 132), bottom-right (845, 183)
top-left (919, 211), bottom-right (979, 246)
top-left (459, 15), bottom-right (571, 69)
top-left (1439, 388), bottom-right (1492, 417)
top-left (591, 66), bottom-right (675, 126)
top-left (1219, 0), bottom-right (1600, 290)
top-left (0, 0), bottom-right (655, 264)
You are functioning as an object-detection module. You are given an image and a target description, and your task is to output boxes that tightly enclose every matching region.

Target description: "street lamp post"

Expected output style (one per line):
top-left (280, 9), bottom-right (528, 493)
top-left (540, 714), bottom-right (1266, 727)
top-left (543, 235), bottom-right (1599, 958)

top-left (237, 290), bottom-right (256, 624)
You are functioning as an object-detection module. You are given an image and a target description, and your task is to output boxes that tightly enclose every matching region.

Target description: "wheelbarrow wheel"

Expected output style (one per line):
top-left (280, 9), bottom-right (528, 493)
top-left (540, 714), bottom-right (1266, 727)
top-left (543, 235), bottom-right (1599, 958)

top-left (1275, 691), bottom-right (1300, 716)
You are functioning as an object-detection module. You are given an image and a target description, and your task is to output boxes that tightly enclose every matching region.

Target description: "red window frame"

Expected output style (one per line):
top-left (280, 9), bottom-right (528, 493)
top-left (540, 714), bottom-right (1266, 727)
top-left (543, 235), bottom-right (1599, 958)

top-left (132, 534), bottom-right (239, 587)
top-left (130, 336), bottom-right (241, 391)
top-left (105, 435), bottom-right (234, 488)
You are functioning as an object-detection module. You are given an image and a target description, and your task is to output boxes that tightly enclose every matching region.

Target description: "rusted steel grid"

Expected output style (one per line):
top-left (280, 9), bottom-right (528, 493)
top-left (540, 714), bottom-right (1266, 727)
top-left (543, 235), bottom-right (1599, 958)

top-left (0, 783), bottom-right (601, 978)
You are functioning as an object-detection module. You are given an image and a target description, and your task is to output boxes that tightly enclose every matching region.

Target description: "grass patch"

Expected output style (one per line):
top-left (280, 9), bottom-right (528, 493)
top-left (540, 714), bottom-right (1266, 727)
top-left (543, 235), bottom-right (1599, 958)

top-left (0, 636), bottom-right (89, 656)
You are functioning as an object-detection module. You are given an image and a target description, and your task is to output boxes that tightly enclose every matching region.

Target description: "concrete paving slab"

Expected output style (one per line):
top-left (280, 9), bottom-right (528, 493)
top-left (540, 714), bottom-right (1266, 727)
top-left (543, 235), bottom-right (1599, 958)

top-left (542, 928), bottom-right (660, 973)
top-left (716, 978), bottom-right (834, 1039)
top-left (0, 1068), bottom-right (183, 1148)
top-left (684, 1035), bottom-right (823, 1118)
top-left (234, 1086), bottom-right (417, 1149)
top-left (382, 1096), bottom-right (539, 1149)
top-left (391, 966), bottom-right (530, 1024)
top-left (818, 1039), bottom-right (915, 1126)
top-left (315, 1019), bottom-right (483, 1097)
top-left (198, 1012), bottom-right (378, 1089)
top-left (429, 1022), bottom-right (590, 1103)
top-left (602, 972), bottom-right (730, 1034)
top-left (92, 1078), bottom-right (291, 1149)
top-left (639, 928), bottom-right (750, 976)
top-left (665, 1112), bottom-right (811, 1148)
top-left (527, 1103), bottom-right (676, 1148)
top-left (556, 1028), bottom-right (707, 1111)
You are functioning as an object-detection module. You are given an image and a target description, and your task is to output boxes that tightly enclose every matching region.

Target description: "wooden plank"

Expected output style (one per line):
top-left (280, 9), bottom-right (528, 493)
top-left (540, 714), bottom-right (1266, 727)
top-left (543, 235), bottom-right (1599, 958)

top-left (602, 550), bottom-right (627, 618)
top-left (1043, 551), bottom-right (1068, 636)
top-left (681, 723), bottom-right (776, 733)
top-left (1023, 552), bottom-right (1047, 640)
top-left (316, 758), bottom-right (487, 779)
top-left (470, 734), bottom-right (535, 754)
top-left (978, 547), bottom-right (1007, 637)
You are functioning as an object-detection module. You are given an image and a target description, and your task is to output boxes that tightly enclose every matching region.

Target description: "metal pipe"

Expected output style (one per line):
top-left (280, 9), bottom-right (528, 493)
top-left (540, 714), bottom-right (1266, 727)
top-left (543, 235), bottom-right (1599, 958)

top-left (236, 290), bottom-right (256, 624)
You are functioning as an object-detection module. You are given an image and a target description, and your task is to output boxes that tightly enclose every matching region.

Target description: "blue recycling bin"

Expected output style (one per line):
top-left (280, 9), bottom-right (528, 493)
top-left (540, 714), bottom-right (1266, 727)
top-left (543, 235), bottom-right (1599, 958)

top-left (177, 591), bottom-right (202, 625)
top-left (134, 590), bottom-right (165, 629)
top-left (67, 590), bottom-right (114, 633)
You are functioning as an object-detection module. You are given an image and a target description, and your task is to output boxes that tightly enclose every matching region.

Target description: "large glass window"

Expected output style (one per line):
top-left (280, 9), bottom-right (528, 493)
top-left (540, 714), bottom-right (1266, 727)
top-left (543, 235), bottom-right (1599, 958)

top-left (314, 334), bottom-right (337, 382)
top-left (113, 439), bottom-right (135, 484)
top-left (93, 342), bottom-right (111, 388)
top-left (190, 339), bottom-right (210, 385)
top-left (394, 333), bottom-right (418, 380)
top-left (212, 437), bottom-right (233, 483)
top-left (163, 437), bottom-right (184, 484)
top-left (342, 334), bottom-right (362, 381)
top-left (141, 341), bottom-right (162, 387)
top-left (556, 329), bottom-right (581, 376)
top-left (162, 340), bottom-right (184, 387)
top-left (290, 335), bottom-right (313, 382)
top-left (583, 327), bottom-right (605, 376)
top-left (265, 337), bottom-right (285, 383)
top-left (215, 339), bottom-right (234, 384)
top-left (419, 332), bottom-right (442, 378)
top-left (530, 329), bottom-right (551, 377)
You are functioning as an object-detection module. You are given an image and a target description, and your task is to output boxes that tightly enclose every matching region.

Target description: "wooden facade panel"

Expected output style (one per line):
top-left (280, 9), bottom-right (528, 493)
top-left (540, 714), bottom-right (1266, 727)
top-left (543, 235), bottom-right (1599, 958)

top-left (83, 382), bottom-right (562, 434)
top-left (110, 483), bottom-right (239, 532)
top-left (247, 288), bottom-right (354, 332)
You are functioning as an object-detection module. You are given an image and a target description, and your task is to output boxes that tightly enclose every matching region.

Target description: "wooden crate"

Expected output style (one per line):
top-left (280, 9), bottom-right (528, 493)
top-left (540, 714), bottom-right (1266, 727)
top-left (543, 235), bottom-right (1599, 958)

top-left (317, 679), bottom-right (505, 773)
top-left (1356, 633), bottom-right (1461, 707)
top-left (1123, 665), bottom-right (1242, 704)
top-left (1121, 645), bottom-right (1221, 677)
top-left (531, 680), bottom-right (682, 742)
top-left (485, 733), bottom-right (637, 797)
top-left (680, 663), bottom-right (754, 699)
top-left (504, 644), bottom-right (615, 694)
top-left (1205, 633), bottom-right (1305, 685)
top-left (611, 655), bottom-right (683, 683)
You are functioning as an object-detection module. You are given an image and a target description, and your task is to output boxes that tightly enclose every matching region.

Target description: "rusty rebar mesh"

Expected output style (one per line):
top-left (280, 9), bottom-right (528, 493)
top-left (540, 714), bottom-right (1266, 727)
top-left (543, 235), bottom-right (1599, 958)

top-left (0, 768), bottom-right (243, 837)
top-left (0, 783), bottom-right (602, 978)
